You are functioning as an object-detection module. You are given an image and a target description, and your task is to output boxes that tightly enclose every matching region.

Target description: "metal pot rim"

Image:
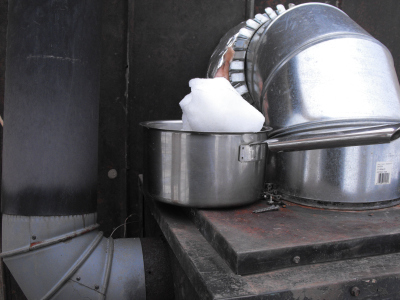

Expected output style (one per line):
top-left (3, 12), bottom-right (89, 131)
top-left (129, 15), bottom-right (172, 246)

top-left (140, 120), bottom-right (272, 135)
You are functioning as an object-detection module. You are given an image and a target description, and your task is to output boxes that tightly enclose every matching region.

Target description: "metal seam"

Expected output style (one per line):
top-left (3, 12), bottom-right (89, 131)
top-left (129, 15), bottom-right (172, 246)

top-left (0, 223), bottom-right (100, 258)
top-left (270, 118), bottom-right (400, 138)
top-left (100, 237), bottom-right (114, 297)
top-left (42, 231), bottom-right (104, 300)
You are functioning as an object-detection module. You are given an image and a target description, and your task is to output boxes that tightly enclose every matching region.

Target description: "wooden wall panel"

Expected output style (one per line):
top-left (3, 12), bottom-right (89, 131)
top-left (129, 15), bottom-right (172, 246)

top-left (97, 0), bottom-right (129, 238)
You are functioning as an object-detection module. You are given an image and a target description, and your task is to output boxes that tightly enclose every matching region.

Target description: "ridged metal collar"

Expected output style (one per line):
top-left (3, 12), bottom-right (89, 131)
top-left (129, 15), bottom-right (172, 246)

top-left (207, 4), bottom-right (297, 109)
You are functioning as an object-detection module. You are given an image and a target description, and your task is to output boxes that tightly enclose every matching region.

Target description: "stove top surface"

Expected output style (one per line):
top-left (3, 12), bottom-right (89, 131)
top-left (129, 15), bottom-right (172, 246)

top-left (189, 200), bottom-right (400, 275)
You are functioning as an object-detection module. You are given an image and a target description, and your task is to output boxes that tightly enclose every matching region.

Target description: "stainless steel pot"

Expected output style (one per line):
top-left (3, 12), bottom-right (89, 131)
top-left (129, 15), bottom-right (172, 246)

top-left (141, 121), bottom-right (269, 208)
top-left (256, 4), bottom-right (400, 209)
top-left (266, 138), bottom-right (400, 210)
top-left (141, 121), bottom-right (400, 208)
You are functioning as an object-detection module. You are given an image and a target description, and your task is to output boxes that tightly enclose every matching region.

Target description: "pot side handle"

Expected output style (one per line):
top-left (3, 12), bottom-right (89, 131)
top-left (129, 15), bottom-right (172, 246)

top-left (249, 123), bottom-right (400, 152)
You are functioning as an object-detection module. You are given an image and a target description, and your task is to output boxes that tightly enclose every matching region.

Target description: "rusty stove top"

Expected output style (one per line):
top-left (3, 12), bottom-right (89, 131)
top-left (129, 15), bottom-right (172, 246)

top-left (187, 200), bottom-right (400, 275)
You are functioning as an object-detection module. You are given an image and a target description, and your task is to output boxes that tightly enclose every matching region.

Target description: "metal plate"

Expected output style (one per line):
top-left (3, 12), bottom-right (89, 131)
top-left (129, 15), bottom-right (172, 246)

top-left (239, 144), bottom-right (265, 162)
top-left (145, 193), bottom-right (400, 300)
top-left (190, 200), bottom-right (400, 275)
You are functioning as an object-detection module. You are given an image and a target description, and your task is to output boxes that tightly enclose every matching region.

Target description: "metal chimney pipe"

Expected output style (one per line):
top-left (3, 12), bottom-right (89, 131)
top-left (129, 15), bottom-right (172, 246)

top-left (1, 1), bottom-right (146, 299)
top-left (2, 0), bottom-right (100, 216)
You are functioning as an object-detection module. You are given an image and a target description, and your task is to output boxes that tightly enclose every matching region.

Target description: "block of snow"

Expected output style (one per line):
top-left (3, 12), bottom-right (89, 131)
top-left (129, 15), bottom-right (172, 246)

top-left (179, 78), bottom-right (265, 132)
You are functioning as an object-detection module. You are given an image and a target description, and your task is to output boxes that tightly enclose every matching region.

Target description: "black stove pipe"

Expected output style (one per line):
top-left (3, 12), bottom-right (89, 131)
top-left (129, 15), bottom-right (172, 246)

top-left (2, 0), bottom-right (100, 216)
top-left (0, 1), bottom-right (154, 299)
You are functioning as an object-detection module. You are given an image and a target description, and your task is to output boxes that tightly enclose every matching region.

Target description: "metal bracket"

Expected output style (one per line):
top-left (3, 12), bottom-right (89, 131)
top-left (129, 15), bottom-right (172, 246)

top-left (239, 144), bottom-right (265, 162)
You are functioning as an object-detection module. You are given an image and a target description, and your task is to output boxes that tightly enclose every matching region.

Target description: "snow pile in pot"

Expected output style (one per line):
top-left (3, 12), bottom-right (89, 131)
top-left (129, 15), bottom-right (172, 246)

top-left (179, 78), bottom-right (265, 132)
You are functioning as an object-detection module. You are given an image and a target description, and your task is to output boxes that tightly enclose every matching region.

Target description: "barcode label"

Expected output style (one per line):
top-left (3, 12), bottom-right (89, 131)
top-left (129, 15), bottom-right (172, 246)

top-left (377, 173), bottom-right (390, 184)
top-left (375, 162), bottom-right (393, 185)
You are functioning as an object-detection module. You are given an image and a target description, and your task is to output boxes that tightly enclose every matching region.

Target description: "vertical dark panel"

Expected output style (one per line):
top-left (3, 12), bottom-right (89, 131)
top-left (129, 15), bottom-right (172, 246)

top-left (4, 265), bottom-right (26, 300)
top-left (126, 0), bottom-right (143, 237)
top-left (98, 0), bottom-right (129, 238)
top-left (127, 0), bottom-right (247, 237)
top-left (0, 1), bottom-right (5, 123)
top-left (1, 1), bottom-right (26, 299)
top-left (0, 0), bottom-right (6, 298)
top-left (342, 0), bottom-right (400, 78)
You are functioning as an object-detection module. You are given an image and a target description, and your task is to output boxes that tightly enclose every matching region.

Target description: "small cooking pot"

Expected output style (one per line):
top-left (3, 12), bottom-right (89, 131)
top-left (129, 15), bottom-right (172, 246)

top-left (141, 120), bottom-right (400, 208)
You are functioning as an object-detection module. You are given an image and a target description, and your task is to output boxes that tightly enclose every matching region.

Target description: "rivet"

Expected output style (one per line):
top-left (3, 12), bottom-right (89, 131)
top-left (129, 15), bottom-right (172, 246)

top-left (76, 277), bottom-right (81, 281)
top-left (293, 256), bottom-right (300, 264)
top-left (94, 285), bottom-right (99, 290)
top-left (108, 169), bottom-right (118, 179)
top-left (350, 286), bottom-right (360, 297)
top-left (32, 235), bottom-right (36, 240)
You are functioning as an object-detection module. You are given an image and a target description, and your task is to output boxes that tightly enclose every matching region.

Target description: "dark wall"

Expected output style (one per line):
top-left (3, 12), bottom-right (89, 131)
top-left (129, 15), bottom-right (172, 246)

top-left (1, 0), bottom-right (400, 298)
top-left (125, 0), bottom-right (344, 237)
top-left (97, 0), bottom-right (129, 238)
top-left (343, 0), bottom-right (400, 78)
top-left (126, 0), bottom-right (400, 238)
top-left (0, 0), bottom-right (6, 297)
top-left (0, 0), bottom-right (399, 242)
top-left (127, 0), bottom-right (248, 236)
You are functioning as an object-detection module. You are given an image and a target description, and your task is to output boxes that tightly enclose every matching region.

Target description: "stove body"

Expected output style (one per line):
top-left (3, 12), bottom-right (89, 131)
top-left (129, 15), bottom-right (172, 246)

top-left (143, 187), bottom-right (400, 300)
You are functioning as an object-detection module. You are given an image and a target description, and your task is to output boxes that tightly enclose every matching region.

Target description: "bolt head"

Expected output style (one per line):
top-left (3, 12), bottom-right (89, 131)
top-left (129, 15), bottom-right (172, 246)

top-left (95, 285), bottom-right (99, 290)
top-left (293, 256), bottom-right (300, 264)
top-left (350, 286), bottom-right (360, 297)
top-left (76, 277), bottom-right (81, 281)
top-left (32, 235), bottom-right (36, 240)
top-left (108, 169), bottom-right (118, 179)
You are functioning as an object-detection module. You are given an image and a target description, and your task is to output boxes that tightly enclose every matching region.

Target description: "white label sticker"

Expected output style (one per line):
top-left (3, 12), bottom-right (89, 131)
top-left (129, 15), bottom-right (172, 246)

top-left (375, 161), bottom-right (393, 185)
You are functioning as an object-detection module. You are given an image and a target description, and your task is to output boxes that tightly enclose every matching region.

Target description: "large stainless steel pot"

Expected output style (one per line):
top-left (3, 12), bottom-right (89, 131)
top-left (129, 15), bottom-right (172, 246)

top-left (141, 121), bottom-right (269, 208)
top-left (267, 138), bottom-right (400, 210)
top-left (207, 3), bottom-right (400, 209)
top-left (141, 121), bottom-right (400, 208)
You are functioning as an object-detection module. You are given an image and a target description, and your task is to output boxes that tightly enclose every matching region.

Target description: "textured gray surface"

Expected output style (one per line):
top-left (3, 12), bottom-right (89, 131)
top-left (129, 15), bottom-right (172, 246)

top-left (146, 194), bottom-right (400, 299)
top-left (191, 201), bottom-right (400, 275)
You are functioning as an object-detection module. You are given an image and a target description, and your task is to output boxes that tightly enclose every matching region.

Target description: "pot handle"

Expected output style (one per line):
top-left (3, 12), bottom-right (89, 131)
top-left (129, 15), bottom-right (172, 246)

top-left (251, 123), bottom-right (400, 152)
